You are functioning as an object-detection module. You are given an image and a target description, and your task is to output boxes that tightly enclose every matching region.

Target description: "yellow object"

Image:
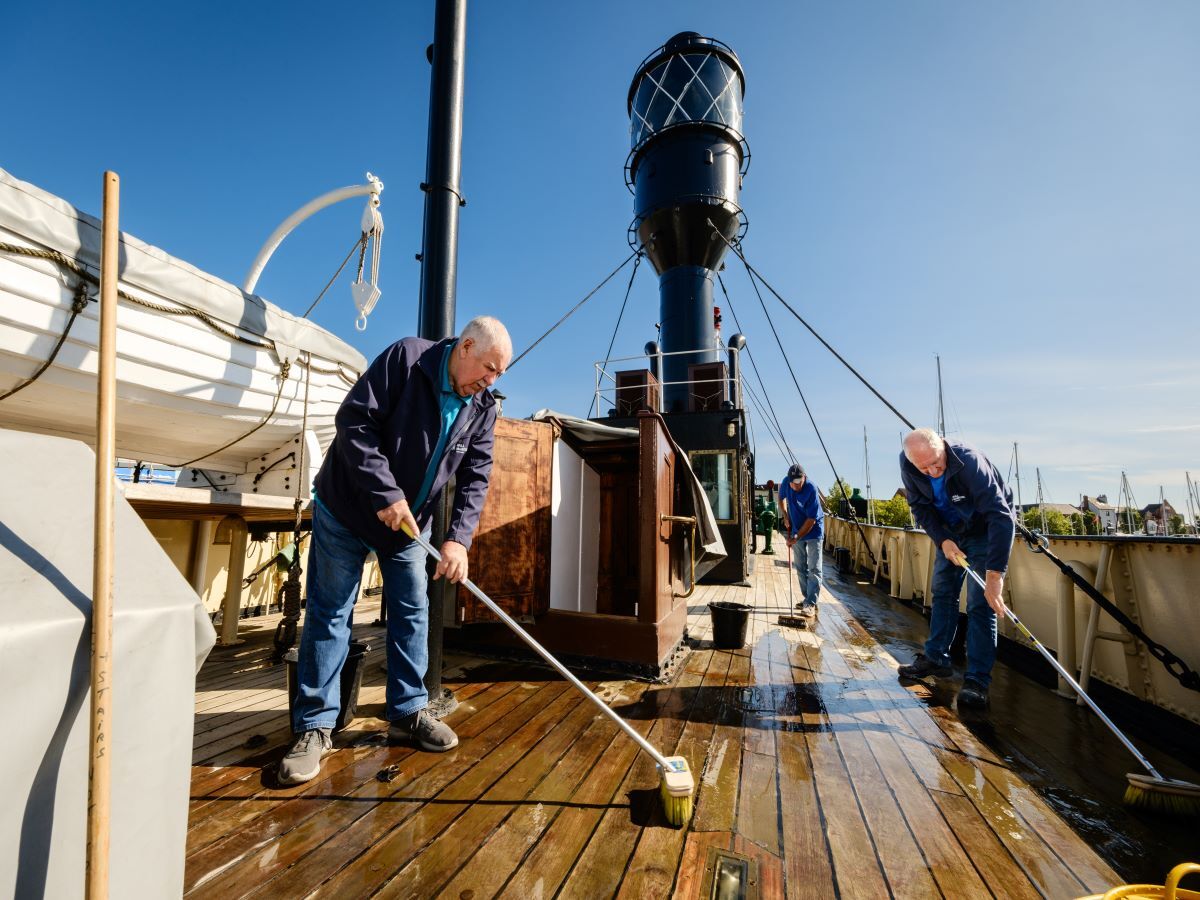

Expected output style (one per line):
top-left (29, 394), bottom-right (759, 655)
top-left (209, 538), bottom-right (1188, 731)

top-left (403, 517), bottom-right (697, 828)
top-left (658, 756), bottom-right (695, 827)
top-left (1077, 863), bottom-right (1200, 900)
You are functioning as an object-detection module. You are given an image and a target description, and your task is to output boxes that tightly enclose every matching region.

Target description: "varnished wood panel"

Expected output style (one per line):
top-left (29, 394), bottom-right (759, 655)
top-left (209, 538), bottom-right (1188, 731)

top-left (458, 417), bottom-right (552, 623)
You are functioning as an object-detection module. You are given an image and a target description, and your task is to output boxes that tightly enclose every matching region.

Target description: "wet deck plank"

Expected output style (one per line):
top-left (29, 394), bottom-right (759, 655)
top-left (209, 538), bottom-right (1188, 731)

top-left (187, 557), bottom-right (1121, 899)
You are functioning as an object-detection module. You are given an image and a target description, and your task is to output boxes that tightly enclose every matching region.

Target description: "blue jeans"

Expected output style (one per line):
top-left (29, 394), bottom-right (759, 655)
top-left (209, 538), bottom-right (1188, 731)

top-left (924, 530), bottom-right (997, 688)
top-left (293, 501), bottom-right (431, 732)
top-left (791, 538), bottom-right (822, 608)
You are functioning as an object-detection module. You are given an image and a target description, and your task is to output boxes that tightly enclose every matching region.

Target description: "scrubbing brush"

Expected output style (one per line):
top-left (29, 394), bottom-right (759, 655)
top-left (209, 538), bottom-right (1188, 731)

top-left (403, 526), bottom-right (696, 826)
top-left (957, 557), bottom-right (1200, 817)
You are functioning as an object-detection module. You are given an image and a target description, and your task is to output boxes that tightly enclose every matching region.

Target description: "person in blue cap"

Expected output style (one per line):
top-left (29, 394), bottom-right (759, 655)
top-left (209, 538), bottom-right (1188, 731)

top-left (778, 463), bottom-right (825, 618)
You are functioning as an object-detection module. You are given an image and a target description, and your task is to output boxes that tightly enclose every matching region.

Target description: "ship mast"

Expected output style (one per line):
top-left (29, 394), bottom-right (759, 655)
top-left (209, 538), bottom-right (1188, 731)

top-left (418, 0), bottom-right (469, 718)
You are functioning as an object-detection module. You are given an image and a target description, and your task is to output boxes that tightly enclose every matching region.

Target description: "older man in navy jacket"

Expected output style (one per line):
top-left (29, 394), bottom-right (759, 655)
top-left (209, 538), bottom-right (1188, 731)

top-left (897, 428), bottom-right (1016, 709)
top-left (279, 316), bottom-right (511, 784)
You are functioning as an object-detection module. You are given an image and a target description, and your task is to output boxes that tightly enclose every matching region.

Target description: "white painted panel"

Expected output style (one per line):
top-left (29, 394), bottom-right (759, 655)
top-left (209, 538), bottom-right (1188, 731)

top-left (551, 440), bottom-right (583, 612)
top-left (549, 441), bottom-right (600, 614)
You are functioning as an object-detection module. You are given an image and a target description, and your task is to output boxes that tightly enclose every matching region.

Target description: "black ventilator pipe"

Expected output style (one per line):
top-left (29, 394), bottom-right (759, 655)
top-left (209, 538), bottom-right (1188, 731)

top-left (626, 32), bottom-right (748, 410)
top-left (418, 0), bottom-right (468, 718)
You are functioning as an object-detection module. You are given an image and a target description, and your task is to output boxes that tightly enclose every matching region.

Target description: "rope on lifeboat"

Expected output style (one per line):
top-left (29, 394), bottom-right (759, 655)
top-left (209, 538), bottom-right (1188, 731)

top-left (0, 279), bottom-right (90, 403)
top-left (0, 239), bottom-right (360, 459)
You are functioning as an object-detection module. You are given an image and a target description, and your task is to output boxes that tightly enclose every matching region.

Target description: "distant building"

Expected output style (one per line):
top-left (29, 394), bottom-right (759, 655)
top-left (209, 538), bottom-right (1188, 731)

top-left (1140, 500), bottom-right (1179, 534)
top-left (1080, 495), bottom-right (1118, 532)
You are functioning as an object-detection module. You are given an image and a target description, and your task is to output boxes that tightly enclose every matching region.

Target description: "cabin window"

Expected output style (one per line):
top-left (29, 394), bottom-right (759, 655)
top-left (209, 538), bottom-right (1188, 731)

top-left (690, 450), bottom-right (736, 523)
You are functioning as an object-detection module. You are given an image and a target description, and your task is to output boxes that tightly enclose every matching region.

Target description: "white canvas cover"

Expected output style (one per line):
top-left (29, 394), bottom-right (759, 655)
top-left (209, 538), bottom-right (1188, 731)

top-left (0, 167), bottom-right (366, 372)
top-left (0, 429), bottom-right (215, 898)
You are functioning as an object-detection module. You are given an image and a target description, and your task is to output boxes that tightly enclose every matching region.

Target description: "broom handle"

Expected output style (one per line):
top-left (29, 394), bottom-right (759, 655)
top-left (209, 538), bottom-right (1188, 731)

top-left (407, 530), bottom-right (672, 770)
top-left (87, 171), bottom-right (119, 900)
top-left (959, 560), bottom-right (1163, 780)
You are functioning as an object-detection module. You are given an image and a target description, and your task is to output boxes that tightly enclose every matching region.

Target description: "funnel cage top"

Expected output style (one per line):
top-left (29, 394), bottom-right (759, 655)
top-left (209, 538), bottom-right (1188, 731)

top-left (627, 34), bottom-right (745, 116)
top-left (625, 36), bottom-right (749, 193)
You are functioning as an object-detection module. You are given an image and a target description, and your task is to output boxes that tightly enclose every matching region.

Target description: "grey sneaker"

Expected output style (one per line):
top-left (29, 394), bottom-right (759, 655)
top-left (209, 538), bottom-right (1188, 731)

top-left (389, 708), bottom-right (459, 752)
top-left (278, 728), bottom-right (333, 785)
top-left (798, 604), bottom-right (817, 619)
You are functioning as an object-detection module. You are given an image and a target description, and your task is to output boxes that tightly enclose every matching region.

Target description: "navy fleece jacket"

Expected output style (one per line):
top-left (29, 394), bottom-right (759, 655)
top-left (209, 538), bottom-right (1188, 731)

top-left (313, 337), bottom-right (497, 556)
top-left (899, 440), bottom-right (1016, 573)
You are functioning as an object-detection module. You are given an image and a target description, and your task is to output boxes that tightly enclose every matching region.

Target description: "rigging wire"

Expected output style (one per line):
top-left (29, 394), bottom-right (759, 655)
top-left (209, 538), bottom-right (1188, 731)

top-left (509, 250), bottom-right (639, 370)
top-left (709, 224), bottom-right (916, 431)
top-left (709, 223), bottom-right (1199, 694)
top-left (303, 234), bottom-right (368, 319)
top-left (588, 253), bottom-right (644, 417)
top-left (716, 274), bottom-right (796, 463)
top-left (742, 382), bottom-right (790, 464)
top-left (731, 249), bottom-right (877, 566)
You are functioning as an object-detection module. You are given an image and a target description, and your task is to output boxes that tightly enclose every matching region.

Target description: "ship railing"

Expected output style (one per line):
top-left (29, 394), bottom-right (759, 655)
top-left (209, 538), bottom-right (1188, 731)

top-left (591, 344), bottom-right (744, 415)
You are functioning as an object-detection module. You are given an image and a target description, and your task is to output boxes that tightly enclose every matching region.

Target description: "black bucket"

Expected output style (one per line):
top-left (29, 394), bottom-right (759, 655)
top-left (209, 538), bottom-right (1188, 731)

top-left (834, 546), bottom-right (853, 574)
top-left (708, 601), bottom-right (752, 649)
top-left (284, 639), bottom-right (371, 732)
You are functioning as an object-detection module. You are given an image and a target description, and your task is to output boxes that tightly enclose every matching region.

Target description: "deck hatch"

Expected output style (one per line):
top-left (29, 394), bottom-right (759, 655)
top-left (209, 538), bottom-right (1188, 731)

top-left (700, 847), bottom-right (758, 900)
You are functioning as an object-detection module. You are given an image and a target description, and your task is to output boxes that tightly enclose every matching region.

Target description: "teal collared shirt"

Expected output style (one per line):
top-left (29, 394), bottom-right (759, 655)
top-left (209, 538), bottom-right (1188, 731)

top-left (411, 342), bottom-right (471, 511)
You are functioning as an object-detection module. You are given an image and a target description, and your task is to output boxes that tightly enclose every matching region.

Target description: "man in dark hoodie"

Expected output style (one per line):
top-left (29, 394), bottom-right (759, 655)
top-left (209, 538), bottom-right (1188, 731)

top-left (897, 428), bottom-right (1016, 709)
top-left (279, 316), bottom-right (511, 784)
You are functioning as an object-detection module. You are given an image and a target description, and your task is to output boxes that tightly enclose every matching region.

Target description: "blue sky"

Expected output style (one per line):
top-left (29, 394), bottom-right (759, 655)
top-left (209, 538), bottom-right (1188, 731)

top-left (4, 1), bottom-right (1198, 515)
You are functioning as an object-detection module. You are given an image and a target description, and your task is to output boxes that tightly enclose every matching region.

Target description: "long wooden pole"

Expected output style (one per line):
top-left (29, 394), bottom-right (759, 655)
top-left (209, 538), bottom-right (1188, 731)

top-left (88, 171), bottom-right (119, 900)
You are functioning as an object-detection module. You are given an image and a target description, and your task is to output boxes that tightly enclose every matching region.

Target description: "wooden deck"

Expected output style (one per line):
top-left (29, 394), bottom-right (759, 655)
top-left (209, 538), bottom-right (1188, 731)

top-left (186, 554), bottom-right (1122, 899)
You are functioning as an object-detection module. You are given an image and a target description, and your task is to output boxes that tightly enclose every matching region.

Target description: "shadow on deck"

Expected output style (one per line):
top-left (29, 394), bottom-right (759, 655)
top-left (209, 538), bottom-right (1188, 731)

top-left (186, 556), bottom-right (1123, 899)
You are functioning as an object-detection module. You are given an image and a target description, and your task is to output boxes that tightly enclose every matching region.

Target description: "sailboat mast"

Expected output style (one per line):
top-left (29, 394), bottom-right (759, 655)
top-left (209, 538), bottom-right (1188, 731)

top-left (1013, 441), bottom-right (1023, 511)
top-left (1119, 471), bottom-right (1136, 534)
top-left (901, 432), bottom-right (916, 527)
top-left (1187, 471), bottom-right (1199, 534)
top-left (863, 427), bottom-right (874, 525)
top-left (1036, 467), bottom-right (1047, 533)
top-left (936, 354), bottom-right (945, 438)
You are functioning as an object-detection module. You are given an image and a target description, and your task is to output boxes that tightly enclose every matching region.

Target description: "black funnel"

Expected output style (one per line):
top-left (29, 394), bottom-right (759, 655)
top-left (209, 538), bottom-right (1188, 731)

top-left (626, 32), bottom-right (748, 411)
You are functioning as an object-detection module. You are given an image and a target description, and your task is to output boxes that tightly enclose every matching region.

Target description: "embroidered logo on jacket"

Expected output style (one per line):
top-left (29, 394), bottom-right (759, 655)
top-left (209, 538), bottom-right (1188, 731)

top-left (951, 494), bottom-right (967, 503)
top-left (453, 442), bottom-right (468, 453)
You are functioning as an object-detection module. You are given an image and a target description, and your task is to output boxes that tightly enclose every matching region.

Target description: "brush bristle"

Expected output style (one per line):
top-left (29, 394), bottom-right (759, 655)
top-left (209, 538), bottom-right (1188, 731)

top-left (661, 789), bottom-right (694, 827)
top-left (1124, 774), bottom-right (1200, 817)
top-left (659, 756), bottom-right (695, 827)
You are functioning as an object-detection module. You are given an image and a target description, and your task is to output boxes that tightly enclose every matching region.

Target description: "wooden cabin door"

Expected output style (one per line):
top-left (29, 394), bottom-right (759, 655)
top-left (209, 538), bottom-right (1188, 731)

top-left (457, 418), bottom-right (552, 624)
